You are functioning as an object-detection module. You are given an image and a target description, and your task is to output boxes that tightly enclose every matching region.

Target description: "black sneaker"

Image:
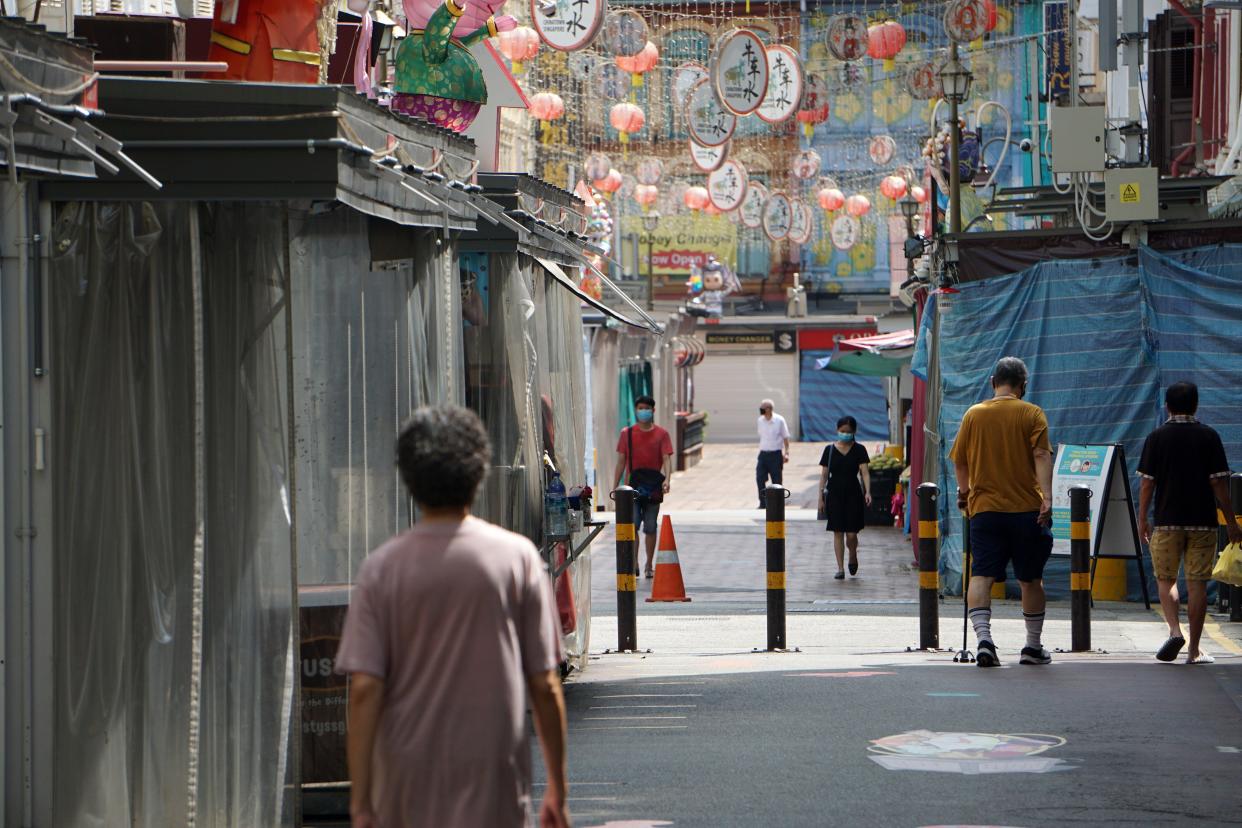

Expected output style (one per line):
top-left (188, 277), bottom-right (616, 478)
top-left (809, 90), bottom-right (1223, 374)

top-left (1019, 646), bottom-right (1052, 665)
top-left (976, 640), bottom-right (1000, 667)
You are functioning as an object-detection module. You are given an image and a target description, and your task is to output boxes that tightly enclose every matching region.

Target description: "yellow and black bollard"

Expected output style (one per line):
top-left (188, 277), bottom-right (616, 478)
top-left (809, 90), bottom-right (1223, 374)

top-left (916, 483), bottom-right (940, 650)
top-left (614, 485), bottom-right (638, 652)
top-left (1069, 485), bottom-right (1092, 652)
top-left (765, 483), bottom-right (788, 651)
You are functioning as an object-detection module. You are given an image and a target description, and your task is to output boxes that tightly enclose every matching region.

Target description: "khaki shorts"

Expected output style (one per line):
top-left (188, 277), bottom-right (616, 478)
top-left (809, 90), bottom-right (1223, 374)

top-left (1149, 529), bottom-right (1217, 581)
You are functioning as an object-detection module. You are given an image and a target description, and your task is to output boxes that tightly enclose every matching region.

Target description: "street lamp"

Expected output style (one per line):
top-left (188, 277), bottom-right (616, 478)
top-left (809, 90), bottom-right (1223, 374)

top-left (898, 194), bottom-right (927, 270)
top-left (938, 44), bottom-right (973, 236)
top-left (641, 211), bottom-right (661, 310)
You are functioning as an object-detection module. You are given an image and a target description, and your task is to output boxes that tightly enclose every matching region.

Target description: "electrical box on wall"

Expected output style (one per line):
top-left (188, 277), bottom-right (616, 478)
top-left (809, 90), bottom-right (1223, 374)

top-left (1050, 106), bottom-right (1106, 173)
top-left (1103, 167), bottom-right (1159, 222)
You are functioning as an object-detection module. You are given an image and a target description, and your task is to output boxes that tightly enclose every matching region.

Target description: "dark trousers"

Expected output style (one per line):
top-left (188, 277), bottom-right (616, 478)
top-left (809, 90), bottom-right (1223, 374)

top-left (757, 450), bottom-right (784, 504)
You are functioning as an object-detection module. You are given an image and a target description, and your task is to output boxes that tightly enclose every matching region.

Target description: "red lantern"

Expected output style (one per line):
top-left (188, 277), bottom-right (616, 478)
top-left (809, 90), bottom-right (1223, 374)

top-left (796, 75), bottom-right (830, 139)
top-left (683, 185), bottom-right (710, 211)
top-left (867, 20), bottom-right (906, 69)
top-left (615, 41), bottom-right (659, 88)
top-left (609, 102), bottom-right (646, 144)
top-left (817, 187), bottom-right (845, 212)
top-left (498, 26), bottom-right (540, 74)
top-left (879, 175), bottom-right (908, 200)
top-left (911, 185), bottom-right (929, 203)
top-left (634, 184), bottom-right (659, 209)
top-left (594, 168), bottom-right (623, 194)
top-left (528, 92), bottom-right (565, 122)
top-left (983, 0), bottom-right (999, 32)
top-left (846, 194), bottom-right (871, 217)
top-left (703, 202), bottom-right (723, 216)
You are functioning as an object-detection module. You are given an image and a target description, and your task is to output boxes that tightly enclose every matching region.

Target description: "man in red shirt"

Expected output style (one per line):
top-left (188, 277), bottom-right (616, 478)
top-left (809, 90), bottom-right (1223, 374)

top-left (613, 395), bottom-right (674, 579)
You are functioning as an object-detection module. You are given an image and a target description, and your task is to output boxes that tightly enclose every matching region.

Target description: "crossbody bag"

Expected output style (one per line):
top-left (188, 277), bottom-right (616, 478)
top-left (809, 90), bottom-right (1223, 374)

top-left (627, 426), bottom-right (666, 504)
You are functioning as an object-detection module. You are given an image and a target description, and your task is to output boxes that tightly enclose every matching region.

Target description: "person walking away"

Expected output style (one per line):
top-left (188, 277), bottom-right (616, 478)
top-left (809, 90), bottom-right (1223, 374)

top-left (757, 398), bottom-right (791, 508)
top-left (613, 395), bottom-right (674, 579)
top-left (336, 407), bottom-right (570, 828)
top-left (818, 416), bottom-right (872, 579)
top-left (1137, 381), bottom-right (1242, 664)
top-left (951, 356), bottom-right (1054, 668)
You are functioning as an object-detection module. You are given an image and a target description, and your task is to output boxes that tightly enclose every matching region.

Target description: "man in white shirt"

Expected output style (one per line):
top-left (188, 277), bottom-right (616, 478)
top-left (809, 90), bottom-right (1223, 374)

top-left (757, 398), bottom-right (791, 508)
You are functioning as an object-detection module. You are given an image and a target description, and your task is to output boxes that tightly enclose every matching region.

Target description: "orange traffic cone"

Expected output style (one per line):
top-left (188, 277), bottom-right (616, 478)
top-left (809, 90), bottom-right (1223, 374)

top-left (647, 515), bottom-right (692, 602)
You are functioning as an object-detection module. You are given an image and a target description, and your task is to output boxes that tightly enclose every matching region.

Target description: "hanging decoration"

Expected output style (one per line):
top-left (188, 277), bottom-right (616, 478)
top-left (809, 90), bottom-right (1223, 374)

top-left (831, 214), bottom-right (861, 250)
top-left (879, 175), bottom-right (908, 200)
top-left (911, 185), bottom-right (929, 203)
top-left (868, 134), bottom-right (897, 166)
top-left (594, 167), bottom-right (623, 194)
top-left (710, 28), bottom-right (769, 117)
top-left (391, 0), bottom-right (518, 133)
top-left (740, 181), bottom-right (768, 228)
top-left (616, 40), bottom-right (659, 88)
top-left (683, 185), bottom-right (711, 212)
top-left (756, 44), bottom-right (803, 124)
top-left (636, 158), bottom-right (664, 186)
top-left (944, 0), bottom-right (991, 43)
top-left (609, 101), bottom-right (645, 146)
top-left (796, 74), bottom-right (829, 139)
top-left (707, 159), bottom-right (748, 212)
top-left (530, 0), bottom-right (604, 52)
top-left (593, 62), bottom-right (632, 101)
top-left (634, 183), bottom-right (659, 210)
top-left (826, 14), bottom-right (868, 62)
top-left (866, 19), bottom-right (907, 71)
top-left (529, 91), bottom-right (565, 142)
top-left (762, 191), bottom-right (792, 241)
top-left (689, 139), bottom-right (728, 172)
top-left (673, 62), bottom-right (709, 110)
top-left (602, 10), bottom-right (648, 58)
top-left (846, 194), bottom-right (872, 217)
top-left (703, 202), bottom-right (724, 217)
top-left (788, 199), bottom-right (814, 245)
top-left (498, 25), bottom-right (541, 74)
top-left (924, 119), bottom-right (982, 185)
top-left (907, 61), bottom-right (942, 100)
top-left (817, 187), bottom-right (845, 212)
top-left (686, 77), bottom-right (737, 147)
top-left (832, 61), bottom-right (867, 89)
top-left (791, 149), bottom-right (822, 181)
top-left (584, 152), bottom-right (612, 183)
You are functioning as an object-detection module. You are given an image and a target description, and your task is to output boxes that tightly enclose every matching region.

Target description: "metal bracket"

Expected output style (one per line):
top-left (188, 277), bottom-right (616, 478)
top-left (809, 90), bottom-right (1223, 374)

top-left (544, 520), bottom-right (608, 580)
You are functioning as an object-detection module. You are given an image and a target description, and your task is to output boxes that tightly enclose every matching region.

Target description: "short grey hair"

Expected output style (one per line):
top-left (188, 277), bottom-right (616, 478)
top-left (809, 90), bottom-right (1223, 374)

top-left (759, 398), bottom-right (775, 410)
top-left (992, 357), bottom-right (1029, 388)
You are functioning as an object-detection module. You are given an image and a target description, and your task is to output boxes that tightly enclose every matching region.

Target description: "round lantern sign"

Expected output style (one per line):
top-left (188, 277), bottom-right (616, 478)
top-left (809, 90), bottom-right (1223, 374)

top-left (672, 62), bottom-right (709, 108)
top-left (686, 77), bottom-right (737, 147)
top-left (757, 45), bottom-right (803, 124)
top-left (789, 199), bottom-right (814, 245)
top-left (592, 62), bottom-right (632, 100)
top-left (531, 0), bottom-right (604, 51)
top-left (740, 181), bottom-right (768, 229)
top-left (689, 139), bottom-right (729, 172)
top-left (906, 61), bottom-right (941, 100)
top-left (868, 134), bottom-right (897, 166)
top-left (791, 149), bottom-right (822, 180)
top-left (584, 153), bottom-right (612, 182)
top-left (762, 191), bottom-right (792, 241)
top-left (707, 159), bottom-right (748, 212)
top-left (710, 29), bottom-right (769, 117)
top-left (603, 10), bottom-right (648, 58)
top-left (636, 157), bottom-right (664, 186)
top-left (826, 14), bottom-right (868, 62)
top-left (944, 0), bottom-right (990, 43)
top-left (830, 214), bottom-right (861, 250)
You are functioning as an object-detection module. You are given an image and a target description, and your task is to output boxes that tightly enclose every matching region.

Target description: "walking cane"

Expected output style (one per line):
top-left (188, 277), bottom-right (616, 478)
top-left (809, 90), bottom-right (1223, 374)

top-left (953, 508), bottom-right (975, 664)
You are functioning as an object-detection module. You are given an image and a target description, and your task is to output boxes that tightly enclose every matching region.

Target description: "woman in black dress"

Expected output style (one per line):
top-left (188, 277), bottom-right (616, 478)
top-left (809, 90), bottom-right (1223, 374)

top-left (817, 416), bottom-right (873, 579)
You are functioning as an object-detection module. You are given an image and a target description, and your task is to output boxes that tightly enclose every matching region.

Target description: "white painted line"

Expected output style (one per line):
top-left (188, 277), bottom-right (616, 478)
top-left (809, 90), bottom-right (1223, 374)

top-left (565, 797), bottom-right (620, 802)
top-left (532, 782), bottom-right (620, 787)
top-left (588, 705), bottom-right (697, 710)
top-left (592, 694), bottom-right (703, 699)
top-left (583, 716), bottom-right (688, 721)
top-left (634, 680), bottom-right (710, 685)
top-left (572, 725), bottom-right (690, 730)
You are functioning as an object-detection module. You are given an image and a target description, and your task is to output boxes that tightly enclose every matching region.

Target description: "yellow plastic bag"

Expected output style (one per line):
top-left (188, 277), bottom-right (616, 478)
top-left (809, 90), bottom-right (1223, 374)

top-left (1212, 543), bottom-right (1242, 587)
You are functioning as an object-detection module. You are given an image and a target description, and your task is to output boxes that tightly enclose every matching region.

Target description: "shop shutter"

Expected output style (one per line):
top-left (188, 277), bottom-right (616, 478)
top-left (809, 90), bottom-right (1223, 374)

top-left (693, 352), bottom-right (799, 442)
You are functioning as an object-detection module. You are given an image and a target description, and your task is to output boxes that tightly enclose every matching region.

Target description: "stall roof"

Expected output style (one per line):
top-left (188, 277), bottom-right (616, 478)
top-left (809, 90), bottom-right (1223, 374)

top-left (42, 77), bottom-right (477, 230)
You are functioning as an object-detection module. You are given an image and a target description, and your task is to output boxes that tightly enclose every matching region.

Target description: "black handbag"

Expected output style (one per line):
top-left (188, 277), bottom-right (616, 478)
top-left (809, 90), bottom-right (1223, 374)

top-left (628, 426), bottom-right (666, 504)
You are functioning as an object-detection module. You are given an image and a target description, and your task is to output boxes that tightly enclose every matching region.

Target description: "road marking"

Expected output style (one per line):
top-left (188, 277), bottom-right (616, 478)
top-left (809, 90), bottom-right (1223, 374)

top-left (566, 797), bottom-right (620, 802)
top-left (589, 705), bottom-right (697, 709)
top-left (533, 782), bottom-right (620, 787)
top-left (592, 694), bottom-right (703, 699)
top-left (926, 692), bottom-right (980, 697)
top-left (572, 725), bottom-right (689, 730)
top-left (634, 680), bottom-right (709, 685)
top-left (1217, 746), bottom-right (1241, 753)
top-left (584, 716), bottom-right (688, 721)
top-left (786, 671), bottom-right (896, 678)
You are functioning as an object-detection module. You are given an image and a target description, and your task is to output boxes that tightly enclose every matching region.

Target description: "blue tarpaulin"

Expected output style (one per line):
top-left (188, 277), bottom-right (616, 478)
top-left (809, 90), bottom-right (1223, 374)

top-left (799, 350), bottom-right (888, 442)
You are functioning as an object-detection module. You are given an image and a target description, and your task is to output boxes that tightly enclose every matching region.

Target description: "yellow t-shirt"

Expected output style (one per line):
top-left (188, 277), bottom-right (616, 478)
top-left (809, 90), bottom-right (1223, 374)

top-left (949, 397), bottom-right (1051, 515)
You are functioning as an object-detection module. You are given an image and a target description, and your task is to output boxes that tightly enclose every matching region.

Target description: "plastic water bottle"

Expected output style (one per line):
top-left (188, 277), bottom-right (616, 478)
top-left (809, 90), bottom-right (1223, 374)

top-left (545, 472), bottom-right (569, 537)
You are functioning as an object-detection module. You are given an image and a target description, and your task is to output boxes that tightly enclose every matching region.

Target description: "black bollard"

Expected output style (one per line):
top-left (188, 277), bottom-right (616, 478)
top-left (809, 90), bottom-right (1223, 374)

top-left (1231, 475), bottom-right (1242, 623)
top-left (1070, 485), bottom-right (1092, 652)
top-left (614, 485), bottom-right (638, 652)
top-left (765, 483), bottom-right (787, 651)
top-left (916, 483), bottom-right (940, 650)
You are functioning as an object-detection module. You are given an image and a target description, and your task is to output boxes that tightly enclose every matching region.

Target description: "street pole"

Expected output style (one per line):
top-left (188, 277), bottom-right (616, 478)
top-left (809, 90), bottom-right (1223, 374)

top-left (948, 41), bottom-right (962, 236)
top-left (646, 234), bottom-right (654, 312)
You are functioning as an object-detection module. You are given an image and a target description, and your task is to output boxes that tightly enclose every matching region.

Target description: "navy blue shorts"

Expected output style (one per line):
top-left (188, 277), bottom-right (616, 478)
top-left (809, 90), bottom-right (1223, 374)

top-left (969, 511), bottom-right (1053, 582)
top-left (633, 499), bottom-right (661, 535)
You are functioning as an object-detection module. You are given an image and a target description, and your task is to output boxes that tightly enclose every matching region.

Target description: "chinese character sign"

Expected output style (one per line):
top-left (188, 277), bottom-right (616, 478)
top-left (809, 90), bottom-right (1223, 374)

top-left (708, 159), bottom-right (748, 212)
top-left (757, 44), bottom-right (803, 124)
top-left (711, 29), bottom-right (769, 116)
top-left (687, 77), bottom-right (737, 146)
top-left (532, 0), bottom-right (604, 50)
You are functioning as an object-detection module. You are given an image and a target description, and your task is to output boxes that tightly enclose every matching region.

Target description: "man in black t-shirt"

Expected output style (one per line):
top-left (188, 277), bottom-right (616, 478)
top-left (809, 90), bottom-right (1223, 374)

top-left (1137, 382), bottom-right (1242, 665)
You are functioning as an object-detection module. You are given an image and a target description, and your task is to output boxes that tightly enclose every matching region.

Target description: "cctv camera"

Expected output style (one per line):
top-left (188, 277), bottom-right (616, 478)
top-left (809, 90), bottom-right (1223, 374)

top-left (1019, 138), bottom-right (1033, 152)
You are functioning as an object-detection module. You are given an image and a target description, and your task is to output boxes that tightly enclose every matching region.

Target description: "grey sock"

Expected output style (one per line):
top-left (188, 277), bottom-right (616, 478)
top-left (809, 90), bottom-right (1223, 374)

top-left (969, 607), bottom-right (993, 645)
top-left (1024, 610), bottom-right (1046, 649)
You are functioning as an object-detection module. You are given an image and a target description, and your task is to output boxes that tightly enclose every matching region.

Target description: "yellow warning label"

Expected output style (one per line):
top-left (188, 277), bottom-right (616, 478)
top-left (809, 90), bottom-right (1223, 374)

top-left (766, 522), bottom-right (786, 540)
top-left (1120, 183), bottom-right (1140, 203)
top-left (767, 571), bottom-right (786, 590)
top-left (616, 523), bottom-right (636, 542)
top-left (616, 574), bottom-right (637, 592)
top-left (1070, 521), bottom-right (1091, 541)
top-left (1070, 572), bottom-right (1091, 591)
top-left (918, 520), bottom-right (939, 539)
top-left (919, 571), bottom-right (939, 590)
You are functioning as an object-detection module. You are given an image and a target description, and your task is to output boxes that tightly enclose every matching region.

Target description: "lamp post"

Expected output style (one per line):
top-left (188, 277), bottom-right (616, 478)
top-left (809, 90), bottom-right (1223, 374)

top-left (641, 211), bottom-right (661, 311)
top-left (938, 43), bottom-right (973, 236)
top-left (899, 193), bottom-right (921, 279)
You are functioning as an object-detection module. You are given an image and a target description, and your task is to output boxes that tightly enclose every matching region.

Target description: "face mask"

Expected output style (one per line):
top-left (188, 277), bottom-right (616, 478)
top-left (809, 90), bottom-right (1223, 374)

top-left (760, 408), bottom-right (770, 415)
top-left (837, 432), bottom-right (855, 442)
top-left (636, 409), bottom-right (654, 423)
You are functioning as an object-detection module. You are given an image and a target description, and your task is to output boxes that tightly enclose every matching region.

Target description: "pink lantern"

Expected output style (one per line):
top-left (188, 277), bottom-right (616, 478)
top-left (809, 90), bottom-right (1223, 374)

top-left (983, 0), bottom-right (999, 31)
top-left (498, 26), bottom-right (541, 73)
top-left (867, 20), bottom-right (907, 69)
top-left (704, 203), bottom-right (722, 216)
top-left (879, 175), bottom-right (908, 200)
top-left (609, 102), bottom-right (646, 144)
top-left (817, 187), bottom-right (845, 212)
top-left (615, 41), bottom-right (659, 88)
top-left (846, 194), bottom-right (872, 217)
top-left (634, 184), bottom-right (659, 209)
top-left (528, 92), bottom-right (565, 122)
top-left (911, 185), bottom-right (929, 203)
top-left (594, 168), bottom-right (623, 194)
top-left (683, 185), bottom-right (710, 211)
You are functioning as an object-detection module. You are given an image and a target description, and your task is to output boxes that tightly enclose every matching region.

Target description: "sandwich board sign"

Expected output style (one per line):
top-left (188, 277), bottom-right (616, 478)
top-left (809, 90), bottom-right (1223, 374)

top-left (1049, 443), bottom-right (1150, 608)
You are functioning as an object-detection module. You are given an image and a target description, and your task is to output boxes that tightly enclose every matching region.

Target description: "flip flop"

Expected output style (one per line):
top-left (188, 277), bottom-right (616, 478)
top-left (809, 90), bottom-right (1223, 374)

top-left (1187, 653), bottom-right (1216, 665)
top-left (1156, 636), bottom-right (1185, 662)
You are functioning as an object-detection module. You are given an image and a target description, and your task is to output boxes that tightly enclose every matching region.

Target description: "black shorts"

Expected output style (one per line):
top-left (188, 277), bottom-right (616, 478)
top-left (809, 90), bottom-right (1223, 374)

top-left (969, 511), bottom-right (1053, 582)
